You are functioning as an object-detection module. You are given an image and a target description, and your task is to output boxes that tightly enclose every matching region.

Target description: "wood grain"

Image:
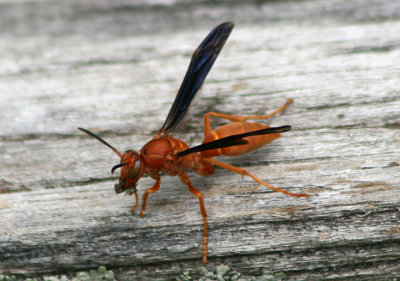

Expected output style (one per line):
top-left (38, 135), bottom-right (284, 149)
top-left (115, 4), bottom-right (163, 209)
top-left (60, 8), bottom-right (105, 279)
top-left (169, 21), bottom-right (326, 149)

top-left (1, 0), bottom-right (400, 280)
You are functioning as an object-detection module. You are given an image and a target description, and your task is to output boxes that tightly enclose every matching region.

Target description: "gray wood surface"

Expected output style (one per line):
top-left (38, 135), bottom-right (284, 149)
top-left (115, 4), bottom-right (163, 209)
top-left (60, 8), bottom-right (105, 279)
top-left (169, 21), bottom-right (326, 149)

top-left (1, 0), bottom-right (400, 280)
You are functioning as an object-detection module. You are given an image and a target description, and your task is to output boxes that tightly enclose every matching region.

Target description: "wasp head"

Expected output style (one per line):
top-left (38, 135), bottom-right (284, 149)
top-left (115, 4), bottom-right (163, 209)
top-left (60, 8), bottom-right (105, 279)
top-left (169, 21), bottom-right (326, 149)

top-left (112, 150), bottom-right (144, 194)
top-left (78, 128), bottom-right (144, 195)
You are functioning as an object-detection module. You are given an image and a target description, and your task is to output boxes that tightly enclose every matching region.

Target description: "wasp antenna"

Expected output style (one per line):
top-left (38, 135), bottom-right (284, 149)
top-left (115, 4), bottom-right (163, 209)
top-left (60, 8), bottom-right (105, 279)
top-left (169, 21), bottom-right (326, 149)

top-left (78, 127), bottom-right (123, 158)
top-left (111, 163), bottom-right (125, 174)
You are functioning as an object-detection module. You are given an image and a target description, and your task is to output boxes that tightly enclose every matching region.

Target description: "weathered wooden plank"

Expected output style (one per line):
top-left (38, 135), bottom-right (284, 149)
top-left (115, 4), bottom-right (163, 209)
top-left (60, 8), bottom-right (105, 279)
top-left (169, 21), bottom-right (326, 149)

top-left (1, 0), bottom-right (400, 280)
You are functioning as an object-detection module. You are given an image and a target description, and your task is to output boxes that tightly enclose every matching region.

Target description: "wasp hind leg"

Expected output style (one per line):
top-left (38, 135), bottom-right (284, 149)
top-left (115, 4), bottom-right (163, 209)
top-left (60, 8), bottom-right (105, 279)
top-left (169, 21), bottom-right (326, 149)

top-left (203, 98), bottom-right (293, 137)
top-left (205, 157), bottom-right (309, 198)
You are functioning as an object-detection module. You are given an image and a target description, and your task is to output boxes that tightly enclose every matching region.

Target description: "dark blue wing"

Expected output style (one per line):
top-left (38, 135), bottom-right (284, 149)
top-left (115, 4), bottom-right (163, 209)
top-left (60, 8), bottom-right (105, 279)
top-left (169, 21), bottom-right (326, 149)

top-left (158, 22), bottom-right (234, 136)
top-left (176, 126), bottom-right (291, 158)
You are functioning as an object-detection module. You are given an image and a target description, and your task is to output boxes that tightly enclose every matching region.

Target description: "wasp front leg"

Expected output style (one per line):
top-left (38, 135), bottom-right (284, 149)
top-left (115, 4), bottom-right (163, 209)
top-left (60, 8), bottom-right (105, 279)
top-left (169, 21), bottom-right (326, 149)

top-left (138, 178), bottom-right (161, 217)
top-left (130, 192), bottom-right (139, 214)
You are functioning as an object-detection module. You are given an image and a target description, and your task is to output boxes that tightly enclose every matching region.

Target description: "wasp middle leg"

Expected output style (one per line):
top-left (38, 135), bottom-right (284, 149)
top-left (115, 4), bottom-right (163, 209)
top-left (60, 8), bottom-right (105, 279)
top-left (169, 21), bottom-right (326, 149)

top-left (179, 171), bottom-right (208, 263)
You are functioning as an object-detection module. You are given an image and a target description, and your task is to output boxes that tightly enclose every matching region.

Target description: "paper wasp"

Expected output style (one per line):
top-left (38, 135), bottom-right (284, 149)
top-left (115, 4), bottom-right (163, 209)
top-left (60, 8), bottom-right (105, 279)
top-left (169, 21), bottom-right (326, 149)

top-left (79, 22), bottom-right (308, 263)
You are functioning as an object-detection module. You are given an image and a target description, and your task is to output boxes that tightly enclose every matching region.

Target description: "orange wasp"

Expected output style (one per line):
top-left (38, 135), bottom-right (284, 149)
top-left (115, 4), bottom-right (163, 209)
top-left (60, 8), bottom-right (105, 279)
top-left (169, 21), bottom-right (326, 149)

top-left (78, 22), bottom-right (309, 263)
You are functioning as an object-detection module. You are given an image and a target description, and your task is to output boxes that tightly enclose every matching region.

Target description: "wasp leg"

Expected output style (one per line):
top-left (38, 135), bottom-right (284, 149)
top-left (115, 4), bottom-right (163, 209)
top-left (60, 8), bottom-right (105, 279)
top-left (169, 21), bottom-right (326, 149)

top-left (130, 192), bottom-right (139, 214)
top-left (203, 98), bottom-right (293, 137)
top-left (139, 178), bottom-right (161, 217)
top-left (205, 157), bottom-right (309, 198)
top-left (179, 171), bottom-right (208, 263)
